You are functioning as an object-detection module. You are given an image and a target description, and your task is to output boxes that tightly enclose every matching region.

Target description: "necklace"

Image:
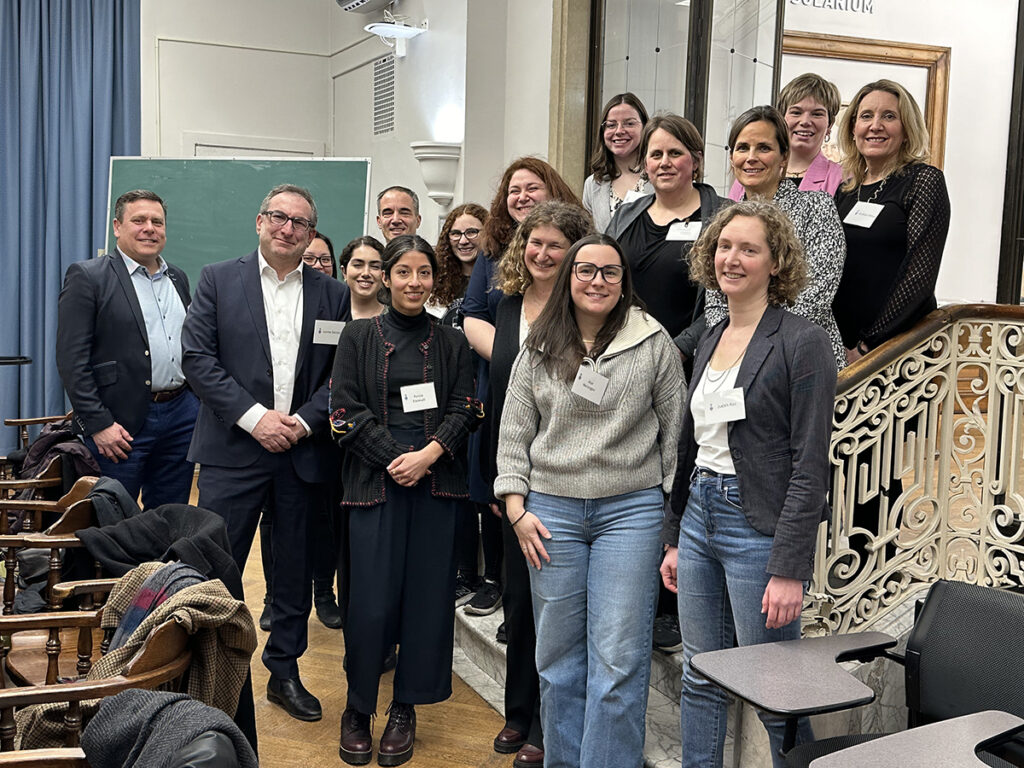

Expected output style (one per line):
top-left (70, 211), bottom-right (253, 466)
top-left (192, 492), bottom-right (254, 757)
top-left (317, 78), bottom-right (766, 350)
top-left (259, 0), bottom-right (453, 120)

top-left (857, 173), bottom-right (889, 204)
top-left (704, 346), bottom-right (745, 393)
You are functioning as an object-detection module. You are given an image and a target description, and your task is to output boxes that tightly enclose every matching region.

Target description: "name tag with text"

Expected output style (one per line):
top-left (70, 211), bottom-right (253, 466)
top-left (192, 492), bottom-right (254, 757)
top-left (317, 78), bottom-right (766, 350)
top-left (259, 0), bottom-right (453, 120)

top-left (666, 221), bottom-right (703, 241)
top-left (705, 387), bottom-right (746, 424)
top-left (401, 382), bottom-right (438, 412)
top-left (843, 201), bottom-right (884, 228)
top-left (313, 320), bottom-right (345, 345)
top-left (572, 366), bottom-right (610, 405)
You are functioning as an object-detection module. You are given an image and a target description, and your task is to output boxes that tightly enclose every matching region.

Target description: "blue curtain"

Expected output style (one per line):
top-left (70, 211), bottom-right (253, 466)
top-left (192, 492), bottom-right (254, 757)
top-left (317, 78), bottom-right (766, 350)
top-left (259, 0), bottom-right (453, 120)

top-left (0, 0), bottom-right (140, 453)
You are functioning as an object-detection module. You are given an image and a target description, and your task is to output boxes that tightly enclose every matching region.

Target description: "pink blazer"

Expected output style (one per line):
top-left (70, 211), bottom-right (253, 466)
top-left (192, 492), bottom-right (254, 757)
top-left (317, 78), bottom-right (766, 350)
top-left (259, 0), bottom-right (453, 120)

top-left (728, 152), bottom-right (844, 201)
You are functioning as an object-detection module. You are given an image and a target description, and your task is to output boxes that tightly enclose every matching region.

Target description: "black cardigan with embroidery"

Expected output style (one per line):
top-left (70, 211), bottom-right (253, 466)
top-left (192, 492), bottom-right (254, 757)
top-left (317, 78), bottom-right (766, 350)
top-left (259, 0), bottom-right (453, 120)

top-left (329, 313), bottom-right (483, 506)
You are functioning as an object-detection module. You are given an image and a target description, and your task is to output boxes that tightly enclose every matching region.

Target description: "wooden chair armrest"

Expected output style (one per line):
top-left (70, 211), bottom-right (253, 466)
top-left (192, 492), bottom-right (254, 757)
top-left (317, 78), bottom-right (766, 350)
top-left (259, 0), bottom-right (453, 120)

top-left (0, 478), bottom-right (61, 492)
top-left (0, 611), bottom-right (101, 634)
top-left (22, 535), bottom-right (81, 548)
top-left (50, 580), bottom-right (117, 602)
top-left (0, 499), bottom-right (62, 513)
top-left (3, 414), bottom-right (70, 428)
top-left (0, 748), bottom-right (88, 766)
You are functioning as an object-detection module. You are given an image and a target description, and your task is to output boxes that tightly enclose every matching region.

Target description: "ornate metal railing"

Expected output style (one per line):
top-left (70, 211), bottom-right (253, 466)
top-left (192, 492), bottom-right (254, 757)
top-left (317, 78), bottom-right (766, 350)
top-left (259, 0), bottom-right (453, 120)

top-left (806, 304), bottom-right (1024, 633)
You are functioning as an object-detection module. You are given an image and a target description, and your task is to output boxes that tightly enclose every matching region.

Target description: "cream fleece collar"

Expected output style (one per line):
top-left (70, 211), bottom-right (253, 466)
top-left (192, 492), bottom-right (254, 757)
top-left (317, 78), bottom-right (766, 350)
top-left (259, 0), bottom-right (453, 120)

top-left (594, 306), bottom-right (664, 359)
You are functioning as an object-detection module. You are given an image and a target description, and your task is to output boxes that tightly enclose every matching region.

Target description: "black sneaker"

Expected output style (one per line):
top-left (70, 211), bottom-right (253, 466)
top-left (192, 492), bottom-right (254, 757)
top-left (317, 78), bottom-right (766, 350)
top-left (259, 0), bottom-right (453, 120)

top-left (495, 621), bottom-right (507, 644)
top-left (652, 614), bottom-right (682, 653)
top-left (455, 573), bottom-right (477, 607)
top-left (464, 579), bottom-right (502, 615)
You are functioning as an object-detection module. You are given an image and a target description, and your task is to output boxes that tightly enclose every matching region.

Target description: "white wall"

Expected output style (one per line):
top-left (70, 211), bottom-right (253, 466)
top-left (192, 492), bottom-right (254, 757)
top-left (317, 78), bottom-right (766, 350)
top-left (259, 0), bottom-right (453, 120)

top-left (140, 0), bottom-right (330, 157)
top-left (784, 0), bottom-right (1018, 303)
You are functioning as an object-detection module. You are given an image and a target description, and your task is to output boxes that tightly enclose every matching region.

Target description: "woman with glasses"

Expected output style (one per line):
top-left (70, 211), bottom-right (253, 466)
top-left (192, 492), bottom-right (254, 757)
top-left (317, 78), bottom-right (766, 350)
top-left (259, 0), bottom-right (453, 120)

top-left (583, 93), bottom-right (653, 233)
top-left (302, 231), bottom-right (338, 277)
top-left (430, 203), bottom-right (488, 325)
top-left (486, 201), bottom-right (593, 766)
top-left (331, 235), bottom-right (483, 767)
top-left (496, 233), bottom-right (682, 768)
top-left (339, 236), bottom-right (387, 320)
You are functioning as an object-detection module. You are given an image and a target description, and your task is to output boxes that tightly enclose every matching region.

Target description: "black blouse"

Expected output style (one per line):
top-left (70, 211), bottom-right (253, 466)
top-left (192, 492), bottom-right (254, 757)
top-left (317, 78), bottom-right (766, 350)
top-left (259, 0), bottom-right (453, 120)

top-left (832, 163), bottom-right (950, 349)
top-left (382, 308), bottom-right (432, 430)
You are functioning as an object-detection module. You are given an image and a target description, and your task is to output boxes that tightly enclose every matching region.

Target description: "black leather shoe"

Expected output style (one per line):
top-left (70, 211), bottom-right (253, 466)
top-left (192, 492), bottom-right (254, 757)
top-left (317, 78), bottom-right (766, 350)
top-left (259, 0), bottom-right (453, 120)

top-left (378, 702), bottom-right (415, 766)
top-left (259, 598), bottom-right (272, 632)
top-left (315, 594), bottom-right (343, 629)
top-left (493, 725), bottom-right (527, 754)
top-left (267, 675), bottom-right (322, 722)
top-left (339, 706), bottom-right (373, 765)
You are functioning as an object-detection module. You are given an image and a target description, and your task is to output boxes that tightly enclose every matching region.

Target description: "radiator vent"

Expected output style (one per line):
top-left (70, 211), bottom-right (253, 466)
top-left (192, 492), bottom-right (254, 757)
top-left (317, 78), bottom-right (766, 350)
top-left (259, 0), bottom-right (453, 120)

top-left (373, 55), bottom-right (396, 136)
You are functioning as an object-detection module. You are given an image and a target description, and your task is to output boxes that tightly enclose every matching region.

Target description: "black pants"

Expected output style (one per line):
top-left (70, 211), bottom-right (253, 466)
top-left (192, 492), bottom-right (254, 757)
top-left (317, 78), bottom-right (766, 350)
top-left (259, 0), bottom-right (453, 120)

top-left (500, 508), bottom-right (543, 748)
top-left (197, 454), bottom-right (320, 679)
top-left (455, 500), bottom-right (503, 583)
top-left (345, 430), bottom-right (457, 714)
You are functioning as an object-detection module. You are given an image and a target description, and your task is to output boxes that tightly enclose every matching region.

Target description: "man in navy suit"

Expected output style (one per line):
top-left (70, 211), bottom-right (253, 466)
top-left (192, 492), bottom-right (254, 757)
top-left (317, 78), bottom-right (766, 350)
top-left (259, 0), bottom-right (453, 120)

top-left (182, 184), bottom-right (349, 722)
top-left (56, 189), bottom-right (199, 508)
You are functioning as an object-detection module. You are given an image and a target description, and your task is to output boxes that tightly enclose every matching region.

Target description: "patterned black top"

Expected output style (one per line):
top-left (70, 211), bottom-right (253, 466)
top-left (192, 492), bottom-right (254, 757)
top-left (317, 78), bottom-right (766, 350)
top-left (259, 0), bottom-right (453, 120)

top-left (832, 163), bottom-right (950, 350)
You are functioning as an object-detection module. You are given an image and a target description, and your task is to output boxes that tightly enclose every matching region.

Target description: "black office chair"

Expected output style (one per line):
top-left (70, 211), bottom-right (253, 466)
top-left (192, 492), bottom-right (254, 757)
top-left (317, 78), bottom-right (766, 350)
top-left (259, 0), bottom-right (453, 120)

top-left (691, 580), bottom-right (1024, 767)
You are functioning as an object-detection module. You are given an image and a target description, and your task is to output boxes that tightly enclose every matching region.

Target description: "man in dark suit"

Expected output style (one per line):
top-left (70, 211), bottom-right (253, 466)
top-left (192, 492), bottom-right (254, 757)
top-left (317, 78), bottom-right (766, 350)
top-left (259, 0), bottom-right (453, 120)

top-left (56, 189), bottom-right (199, 508)
top-left (182, 184), bottom-right (349, 722)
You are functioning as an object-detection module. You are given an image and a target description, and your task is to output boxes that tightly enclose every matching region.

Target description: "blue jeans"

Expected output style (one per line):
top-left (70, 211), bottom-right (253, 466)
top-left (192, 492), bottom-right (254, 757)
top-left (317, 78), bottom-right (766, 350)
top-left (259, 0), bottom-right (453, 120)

top-left (527, 487), bottom-right (664, 768)
top-left (676, 471), bottom-right (813, 768)
top-left (87, 390), bottom-right (199, 509)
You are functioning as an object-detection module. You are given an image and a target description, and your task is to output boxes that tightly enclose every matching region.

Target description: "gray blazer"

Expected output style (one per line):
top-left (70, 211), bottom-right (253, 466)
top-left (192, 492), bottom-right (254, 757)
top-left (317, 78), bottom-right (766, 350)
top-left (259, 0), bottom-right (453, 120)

top-left (662, 305), bottom-right (837, 580)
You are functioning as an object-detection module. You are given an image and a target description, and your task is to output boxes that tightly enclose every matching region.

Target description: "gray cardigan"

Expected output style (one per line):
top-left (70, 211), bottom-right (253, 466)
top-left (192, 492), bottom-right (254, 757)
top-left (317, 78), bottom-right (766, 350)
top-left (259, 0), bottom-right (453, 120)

top-left (664, 305), bottom-right (837, 581)
top-left (582, 173), bottom-right (654, 233)
top-left (495, 307), bottom-right (683, 501)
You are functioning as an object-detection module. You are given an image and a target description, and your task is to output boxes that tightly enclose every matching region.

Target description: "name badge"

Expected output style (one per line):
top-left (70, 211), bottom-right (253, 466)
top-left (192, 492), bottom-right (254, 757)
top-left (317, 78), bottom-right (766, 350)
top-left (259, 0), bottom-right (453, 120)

top-left (401, 382), bottom-right (438, 413)
top-left (313, 320), bottom-right (345, 345)
top-left (666, 221), bottom-right (703, 241)
top-left (623, 189), bottom-right (646, 205)
top-left (571, 366), bottom-right (610, 405)
top-left (705, 387), bottom-right (746, 424)
top-left (843, 201), bottom-right (884, 229)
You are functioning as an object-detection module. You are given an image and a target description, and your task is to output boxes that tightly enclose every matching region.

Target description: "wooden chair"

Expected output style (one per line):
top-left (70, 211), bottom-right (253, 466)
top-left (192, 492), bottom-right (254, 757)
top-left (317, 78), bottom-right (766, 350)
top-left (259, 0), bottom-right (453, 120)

top-left (0, 413), bottom-right (72, 482)
top-left (0, 748), bottom-right (87, 766)
top-left (0, 492), bottom-right (99, 616)
top-left (2, 580), bottom-right (118, 689)
top-left (0, 616), bottom-right (191, 751)
top-left (0, 459), bottom-right (65, 508)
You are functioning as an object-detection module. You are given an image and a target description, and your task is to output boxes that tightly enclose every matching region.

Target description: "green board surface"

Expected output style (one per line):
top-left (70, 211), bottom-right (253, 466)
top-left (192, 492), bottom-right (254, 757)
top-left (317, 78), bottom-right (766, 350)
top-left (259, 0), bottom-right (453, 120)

top-left (106, 157), bottom-right (371, 286)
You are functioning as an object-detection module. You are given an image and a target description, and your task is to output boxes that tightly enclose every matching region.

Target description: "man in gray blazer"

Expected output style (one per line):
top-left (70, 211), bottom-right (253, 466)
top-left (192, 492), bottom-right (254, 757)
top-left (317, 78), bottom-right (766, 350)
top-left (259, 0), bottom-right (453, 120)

top-left (56, 189), bottom-right (199, 508)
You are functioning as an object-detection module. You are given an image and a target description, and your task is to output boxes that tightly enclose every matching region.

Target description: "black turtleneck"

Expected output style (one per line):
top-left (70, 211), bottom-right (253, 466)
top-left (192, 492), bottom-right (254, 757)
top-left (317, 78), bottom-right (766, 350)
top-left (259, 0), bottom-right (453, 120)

top-left (383, 308), bottom-right (433, 429)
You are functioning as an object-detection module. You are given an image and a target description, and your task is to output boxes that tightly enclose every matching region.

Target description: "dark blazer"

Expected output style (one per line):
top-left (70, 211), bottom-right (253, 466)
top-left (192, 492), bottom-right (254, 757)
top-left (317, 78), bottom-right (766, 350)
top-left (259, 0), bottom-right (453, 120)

top-left (56, 253), bottom-right (191, 437)
top-left (662, 305), bottom-right (837, 580)
top-left (181, 251), bottom-right (349, 484)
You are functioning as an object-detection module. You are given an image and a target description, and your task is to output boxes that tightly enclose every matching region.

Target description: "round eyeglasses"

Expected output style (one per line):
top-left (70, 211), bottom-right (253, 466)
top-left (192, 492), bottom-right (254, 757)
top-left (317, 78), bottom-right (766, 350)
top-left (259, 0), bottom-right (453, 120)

top-left (573, 262), bottom-right (624, 284)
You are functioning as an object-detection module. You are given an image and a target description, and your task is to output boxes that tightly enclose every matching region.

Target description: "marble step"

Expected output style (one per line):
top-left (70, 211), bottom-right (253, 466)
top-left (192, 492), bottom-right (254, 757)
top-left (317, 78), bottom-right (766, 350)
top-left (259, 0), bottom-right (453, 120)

top-left (452, 607), bottom-right (722, 768)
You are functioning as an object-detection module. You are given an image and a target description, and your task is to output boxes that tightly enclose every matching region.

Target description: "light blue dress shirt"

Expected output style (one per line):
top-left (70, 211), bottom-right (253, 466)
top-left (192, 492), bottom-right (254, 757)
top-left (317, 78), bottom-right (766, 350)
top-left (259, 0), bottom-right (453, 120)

top-left (119, 250), bottom-right (187, 392)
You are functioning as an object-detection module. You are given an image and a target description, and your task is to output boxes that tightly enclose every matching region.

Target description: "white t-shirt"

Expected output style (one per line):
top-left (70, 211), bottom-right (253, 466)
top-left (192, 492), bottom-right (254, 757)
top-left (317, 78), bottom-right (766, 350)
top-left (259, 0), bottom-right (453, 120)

top-left (691, 360), bottom-right (742, 475)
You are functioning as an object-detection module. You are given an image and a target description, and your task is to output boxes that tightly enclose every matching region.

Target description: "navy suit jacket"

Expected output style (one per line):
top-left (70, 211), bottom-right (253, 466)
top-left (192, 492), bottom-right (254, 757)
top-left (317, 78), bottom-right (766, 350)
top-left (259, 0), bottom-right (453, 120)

top-left (181, 251), bottom-right (350, 484)
top-left (56, 253), bottom-right (191, 437)
top-left (663, 305), bottom-right (837, 581)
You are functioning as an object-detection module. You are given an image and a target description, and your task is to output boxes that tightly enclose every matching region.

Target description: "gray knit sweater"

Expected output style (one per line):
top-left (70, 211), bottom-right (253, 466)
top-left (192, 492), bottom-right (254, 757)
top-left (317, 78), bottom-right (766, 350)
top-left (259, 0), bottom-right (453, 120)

top-left (495, 306), bottom-right (683, 501)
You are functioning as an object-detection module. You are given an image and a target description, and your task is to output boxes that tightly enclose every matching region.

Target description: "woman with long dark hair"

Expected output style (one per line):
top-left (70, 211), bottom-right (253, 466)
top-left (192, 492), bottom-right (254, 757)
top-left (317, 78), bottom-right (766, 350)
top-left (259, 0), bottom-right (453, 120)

top-left (331, 235), bottom-right (482, 767)
top-left (583, 93), bottom-right (653, 232)
top-left (496, 233), bottom-right (682, 768)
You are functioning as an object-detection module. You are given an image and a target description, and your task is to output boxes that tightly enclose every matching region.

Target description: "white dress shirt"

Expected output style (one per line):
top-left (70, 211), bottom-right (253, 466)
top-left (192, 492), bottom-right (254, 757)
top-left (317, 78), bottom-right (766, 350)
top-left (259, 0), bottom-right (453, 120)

top-left (235, 251), bottom-right (311, 437)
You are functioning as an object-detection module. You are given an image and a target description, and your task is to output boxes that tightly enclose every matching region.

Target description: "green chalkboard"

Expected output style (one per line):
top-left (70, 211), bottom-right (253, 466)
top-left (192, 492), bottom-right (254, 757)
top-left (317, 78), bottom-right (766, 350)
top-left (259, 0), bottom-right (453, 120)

top-left (106, 157), bottom-right (371, 286)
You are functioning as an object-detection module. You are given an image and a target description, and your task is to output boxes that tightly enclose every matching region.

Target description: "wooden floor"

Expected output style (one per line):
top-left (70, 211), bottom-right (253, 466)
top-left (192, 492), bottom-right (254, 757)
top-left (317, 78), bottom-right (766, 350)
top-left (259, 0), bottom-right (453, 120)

top-left (241, 530), bottom-right (509, 768)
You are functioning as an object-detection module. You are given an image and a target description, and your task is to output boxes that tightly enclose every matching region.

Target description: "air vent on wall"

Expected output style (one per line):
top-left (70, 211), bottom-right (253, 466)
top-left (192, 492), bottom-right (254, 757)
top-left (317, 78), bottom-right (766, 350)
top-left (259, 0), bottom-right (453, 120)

top-left (337, 0), bottom-right (393, 13)
top-left (373, 55), bottom-right (396, 136)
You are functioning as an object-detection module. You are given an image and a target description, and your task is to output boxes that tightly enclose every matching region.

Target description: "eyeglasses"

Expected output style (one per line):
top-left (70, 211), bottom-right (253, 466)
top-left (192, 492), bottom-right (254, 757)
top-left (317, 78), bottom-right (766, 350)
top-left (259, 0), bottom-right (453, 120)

top-left (602, 119), bottom-right (641, 132)
top-left (261, 210), bottom-right (314, 235)
top-left (302, 254), bottom-right (333, 267)
top-left (449, 228), bottom-right (481, 241)
top-left (573, 262), bottom-right (624, 284)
